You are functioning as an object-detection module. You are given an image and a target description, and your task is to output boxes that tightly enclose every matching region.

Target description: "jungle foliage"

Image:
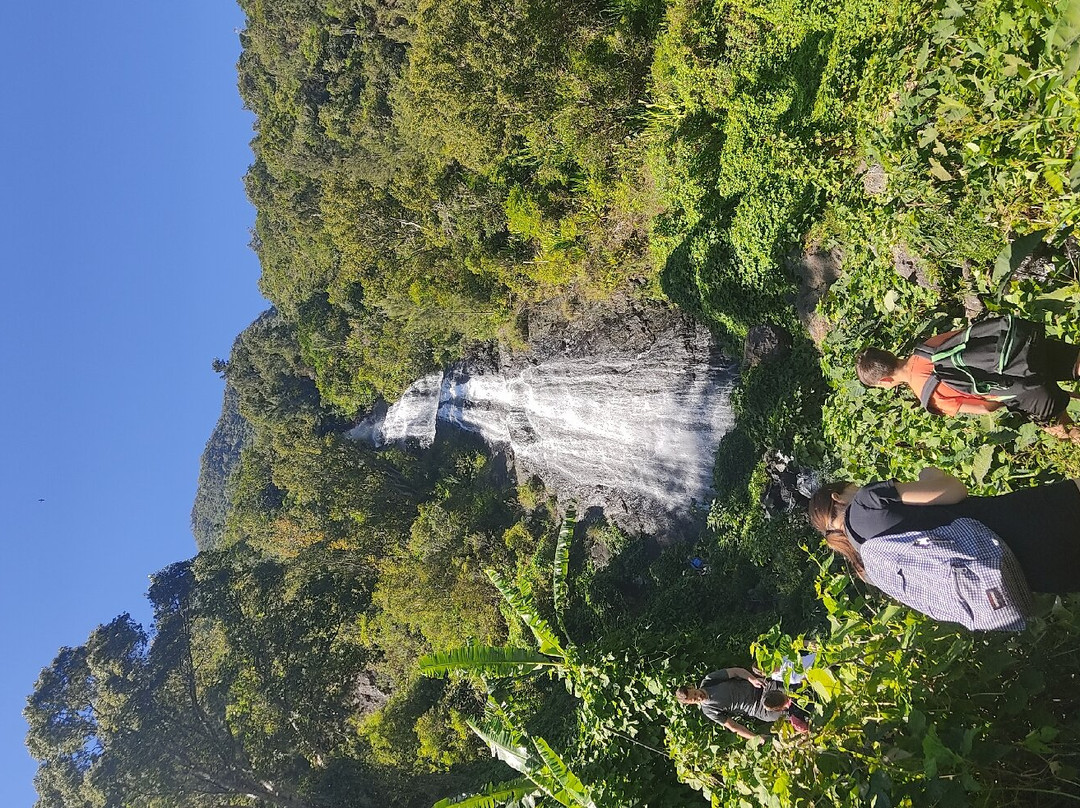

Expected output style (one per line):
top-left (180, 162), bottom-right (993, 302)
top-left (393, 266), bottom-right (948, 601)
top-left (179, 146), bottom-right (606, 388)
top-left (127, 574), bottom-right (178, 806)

top-left (26, 0), bottom-right (1080, 806)
top-left (237, 0), bottom-right (664, 413)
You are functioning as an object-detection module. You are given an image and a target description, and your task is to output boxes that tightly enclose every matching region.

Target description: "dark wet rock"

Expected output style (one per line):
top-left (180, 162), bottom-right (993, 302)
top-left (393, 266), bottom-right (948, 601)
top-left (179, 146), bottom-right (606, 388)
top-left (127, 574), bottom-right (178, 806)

top-left (351, 671), bottom-right (390, 716)
top-left (892, 243), bottom-right (938, 290)
top-left (587, 530), bottom-right (614, 570)
top-left (761, 450), bottom-right (820, 520)
top-left (511, 293), bottom-right (720, 369)
top-left (861, 163), bottom-right (888, 196)
top-left (1011, 236), bottom-right (1080, 283)
top-left (789, 245), bottom-right (843, 345)
top-left (963, 292), bottom-right (985, 320)
top-left (957, 261), bottom-right (986, 319)
top-left (892, 243), bottom-right (920, 281)
top-left (743, 324), bottom-right (792, 368)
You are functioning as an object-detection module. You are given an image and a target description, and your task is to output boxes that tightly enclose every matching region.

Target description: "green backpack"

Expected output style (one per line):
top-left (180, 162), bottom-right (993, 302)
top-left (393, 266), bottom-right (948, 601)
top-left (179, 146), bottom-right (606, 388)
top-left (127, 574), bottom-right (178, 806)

top-left (914, 315), bottom-right (1044, 410)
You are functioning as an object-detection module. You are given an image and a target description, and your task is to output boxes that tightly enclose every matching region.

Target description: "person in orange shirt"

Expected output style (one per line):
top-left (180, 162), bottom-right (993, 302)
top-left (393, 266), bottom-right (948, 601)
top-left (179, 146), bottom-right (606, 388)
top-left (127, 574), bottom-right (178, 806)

top-left (856, 328), bottom-right (1080, 442)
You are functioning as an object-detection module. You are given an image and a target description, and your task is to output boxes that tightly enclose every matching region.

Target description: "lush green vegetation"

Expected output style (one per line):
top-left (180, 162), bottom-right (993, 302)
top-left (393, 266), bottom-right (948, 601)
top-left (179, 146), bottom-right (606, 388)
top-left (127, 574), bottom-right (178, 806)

top-left (26, 0), bottom-right (1080, 806)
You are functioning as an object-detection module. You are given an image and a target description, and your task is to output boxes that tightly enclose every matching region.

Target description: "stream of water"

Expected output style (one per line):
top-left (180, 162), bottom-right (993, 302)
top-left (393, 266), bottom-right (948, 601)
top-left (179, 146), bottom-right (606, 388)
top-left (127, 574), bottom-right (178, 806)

top-left (350, 319), bottom-right (737, 535)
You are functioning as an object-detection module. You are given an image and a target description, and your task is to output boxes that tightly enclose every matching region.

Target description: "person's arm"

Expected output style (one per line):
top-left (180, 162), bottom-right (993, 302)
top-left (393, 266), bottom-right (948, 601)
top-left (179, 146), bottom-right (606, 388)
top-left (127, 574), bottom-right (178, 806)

top-left (954, 399), bottom-right (1004, 415)
top-left (894, 467), bottom-right (968, 505)
top-left (723, 667), bottom-right (766, 688)
top-left (1042, 419), bottom-right (1080, 443)
top-left (721, 718), bottom-right (762, 740)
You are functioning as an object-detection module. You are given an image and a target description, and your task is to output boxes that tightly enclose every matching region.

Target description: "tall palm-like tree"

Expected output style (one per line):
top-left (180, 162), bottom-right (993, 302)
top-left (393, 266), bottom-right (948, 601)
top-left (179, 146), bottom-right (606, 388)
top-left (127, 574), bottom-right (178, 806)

top-left (420, 509), bottom-right (595, 808)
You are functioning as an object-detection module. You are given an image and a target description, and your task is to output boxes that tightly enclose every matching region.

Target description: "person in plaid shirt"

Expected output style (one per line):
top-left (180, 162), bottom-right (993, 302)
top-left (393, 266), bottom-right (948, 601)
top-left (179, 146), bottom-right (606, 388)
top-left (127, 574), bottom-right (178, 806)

top-left (810, 467), bottom-right (1080, 594)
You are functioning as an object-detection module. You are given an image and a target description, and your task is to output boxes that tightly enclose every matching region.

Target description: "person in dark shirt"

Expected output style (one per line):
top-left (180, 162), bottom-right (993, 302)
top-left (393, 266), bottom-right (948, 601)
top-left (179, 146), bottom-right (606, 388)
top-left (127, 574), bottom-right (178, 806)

top-left (809, 467), bottom-right (1080, 593)
top-left (855, 326), bottom-right (1080, 442)
top-left (675, 667), bottom-right (810, 740)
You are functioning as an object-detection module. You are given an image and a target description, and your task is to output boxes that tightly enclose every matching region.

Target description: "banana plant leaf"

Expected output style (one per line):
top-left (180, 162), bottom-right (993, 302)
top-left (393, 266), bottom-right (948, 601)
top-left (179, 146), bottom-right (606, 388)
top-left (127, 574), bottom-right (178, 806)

top-left (419, 645), bottom-right (560, 678)
top-left (531, 737), bottom-right (597, 808)
top-left (468, 717), bottom-right (533, 772)
top-left (486, 569), bottom-right (566, 657)
top-left (432, 777), bottom-right (539, 808)
top-left (552, 506), bottom-right (576, 617)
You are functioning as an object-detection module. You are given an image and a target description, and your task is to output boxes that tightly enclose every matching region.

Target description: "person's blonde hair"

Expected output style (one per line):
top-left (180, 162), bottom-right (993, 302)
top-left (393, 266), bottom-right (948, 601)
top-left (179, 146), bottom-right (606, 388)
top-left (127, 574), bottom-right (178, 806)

top-left (809, 481), bottom-right (865, 579)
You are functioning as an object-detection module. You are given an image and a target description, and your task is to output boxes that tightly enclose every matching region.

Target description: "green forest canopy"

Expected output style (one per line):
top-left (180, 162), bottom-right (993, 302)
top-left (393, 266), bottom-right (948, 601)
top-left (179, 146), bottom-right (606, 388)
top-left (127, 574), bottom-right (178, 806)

top-left (28, 0), bottom-right (1080, 806)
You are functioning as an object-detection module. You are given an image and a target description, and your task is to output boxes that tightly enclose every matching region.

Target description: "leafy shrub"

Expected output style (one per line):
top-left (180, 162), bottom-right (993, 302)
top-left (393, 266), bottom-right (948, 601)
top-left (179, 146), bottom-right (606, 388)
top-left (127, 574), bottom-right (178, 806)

top-left (669, 558), bottom-right (1080, 807)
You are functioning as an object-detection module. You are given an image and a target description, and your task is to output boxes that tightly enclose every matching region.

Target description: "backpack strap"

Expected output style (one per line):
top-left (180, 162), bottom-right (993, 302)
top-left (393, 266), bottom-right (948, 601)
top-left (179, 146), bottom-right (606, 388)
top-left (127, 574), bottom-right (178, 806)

top-left (913, 342), bottom-right (940, 411)
top-left (918, 374), bottom-right (940, 411)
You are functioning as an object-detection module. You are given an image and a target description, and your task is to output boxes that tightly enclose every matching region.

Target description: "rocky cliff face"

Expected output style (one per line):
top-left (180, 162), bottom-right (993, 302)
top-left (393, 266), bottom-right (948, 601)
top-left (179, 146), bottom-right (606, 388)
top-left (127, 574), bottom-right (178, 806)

top-left (352, 296), bottom-right (737, 538)
top-left (190, 382), bottom-right (253, 551)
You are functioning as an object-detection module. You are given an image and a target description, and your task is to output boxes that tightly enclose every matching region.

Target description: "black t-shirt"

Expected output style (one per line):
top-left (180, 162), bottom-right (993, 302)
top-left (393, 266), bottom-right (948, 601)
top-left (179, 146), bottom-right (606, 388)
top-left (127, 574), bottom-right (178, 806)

top-left (843, 480), bottom-right (957, 544)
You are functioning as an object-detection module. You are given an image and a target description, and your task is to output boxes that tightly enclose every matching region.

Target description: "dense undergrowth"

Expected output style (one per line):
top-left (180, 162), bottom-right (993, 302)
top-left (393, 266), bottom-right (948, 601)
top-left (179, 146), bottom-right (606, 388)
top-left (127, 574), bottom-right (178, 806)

top-left (26, 0), bottom-right (1080, 807)
top-left (647, 0), bottom-right (1080, 805)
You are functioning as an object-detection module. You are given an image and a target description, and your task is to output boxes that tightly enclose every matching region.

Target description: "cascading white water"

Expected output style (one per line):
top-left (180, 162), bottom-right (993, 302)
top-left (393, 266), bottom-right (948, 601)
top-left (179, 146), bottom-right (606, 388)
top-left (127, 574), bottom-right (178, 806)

top-left (349, 316), bottom-right (737, 535)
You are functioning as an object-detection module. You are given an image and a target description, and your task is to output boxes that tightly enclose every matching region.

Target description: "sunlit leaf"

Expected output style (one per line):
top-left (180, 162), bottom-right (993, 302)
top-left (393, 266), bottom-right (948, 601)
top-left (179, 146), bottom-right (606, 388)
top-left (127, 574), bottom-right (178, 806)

top-left (419, 646), bottom-right (560, 678)
top-left (804, 668), bottom-right (841, 702)
top-left (971, 444), bottom-right (994, 485)
top-left (487, 569), bottom-right (566, 657)
top-left (1037, 284), bottom-right (1080, 302)
top-left (552, 506), bottom-right (576, 617)
top-left (992, 229), bottom-right (1048, 287)
top-left (532, 737), bottom-right (597, 808)
top-left (433, 778), bottom-right (538, 808)
top-left (468, 717), bottom-right (532, 773)
top-left (928, 158), bottom-right (953, 181)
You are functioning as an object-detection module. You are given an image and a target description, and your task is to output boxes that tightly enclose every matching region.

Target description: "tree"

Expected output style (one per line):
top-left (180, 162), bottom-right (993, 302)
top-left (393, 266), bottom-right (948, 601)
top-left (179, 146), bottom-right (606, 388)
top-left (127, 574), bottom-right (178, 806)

top-left (26, 547), bottom-right (381, 808)
top-left (417, 510), bottom-right (599, 807)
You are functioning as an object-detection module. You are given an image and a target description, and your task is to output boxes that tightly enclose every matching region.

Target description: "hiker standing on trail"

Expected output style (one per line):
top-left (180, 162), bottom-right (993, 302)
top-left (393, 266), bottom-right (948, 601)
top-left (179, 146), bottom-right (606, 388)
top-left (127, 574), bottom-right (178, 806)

top-left (809, 467), bottom-right (1080, 630)
top-left (856, 314), bottom-right (1080, 442)
top-left (675, 667), bottom-right (810, 740)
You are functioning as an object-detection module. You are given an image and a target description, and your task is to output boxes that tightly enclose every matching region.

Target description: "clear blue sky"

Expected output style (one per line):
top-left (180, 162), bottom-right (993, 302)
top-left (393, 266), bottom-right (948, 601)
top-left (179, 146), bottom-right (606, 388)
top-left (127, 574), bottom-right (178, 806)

top-left (0, 3), bottom-right (266, 804)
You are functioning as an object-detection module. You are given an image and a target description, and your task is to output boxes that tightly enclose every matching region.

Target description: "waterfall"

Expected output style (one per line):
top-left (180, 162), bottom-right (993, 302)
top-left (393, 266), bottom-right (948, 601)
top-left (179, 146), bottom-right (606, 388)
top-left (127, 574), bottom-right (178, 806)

top-left (349, 307), bottom-right (737, 535)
